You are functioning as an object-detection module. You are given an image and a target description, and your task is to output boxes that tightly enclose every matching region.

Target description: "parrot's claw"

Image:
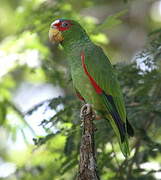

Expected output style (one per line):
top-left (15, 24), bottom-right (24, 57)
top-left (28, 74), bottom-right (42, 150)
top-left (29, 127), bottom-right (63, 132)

top-left (80, 104), bottom-right (98, 131)
top-left (80, 104), bottom-right (92, 118)
top-left (80, 122), bottom-right (83, 127)
top-left (92, 114), bottom-right (96, 119)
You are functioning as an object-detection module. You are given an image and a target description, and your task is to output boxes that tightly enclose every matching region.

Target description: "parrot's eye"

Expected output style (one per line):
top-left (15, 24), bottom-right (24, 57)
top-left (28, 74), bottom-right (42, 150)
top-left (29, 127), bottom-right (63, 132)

top-left (62, 22), bottom-right (69, 27)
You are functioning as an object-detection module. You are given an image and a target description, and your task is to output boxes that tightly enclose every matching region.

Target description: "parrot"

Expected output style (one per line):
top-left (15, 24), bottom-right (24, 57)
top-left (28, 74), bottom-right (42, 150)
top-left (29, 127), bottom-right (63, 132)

top-left (49, 19), bottom-right (134, 157)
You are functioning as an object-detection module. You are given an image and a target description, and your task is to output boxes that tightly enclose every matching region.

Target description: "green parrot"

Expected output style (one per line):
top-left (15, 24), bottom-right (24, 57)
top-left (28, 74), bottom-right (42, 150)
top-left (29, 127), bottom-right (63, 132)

top-left (49, 19), bottom-right (134, 157)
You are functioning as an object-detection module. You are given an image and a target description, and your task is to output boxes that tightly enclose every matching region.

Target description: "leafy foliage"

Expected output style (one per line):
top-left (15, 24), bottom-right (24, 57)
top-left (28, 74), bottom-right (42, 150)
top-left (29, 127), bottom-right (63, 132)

top-left (0, 0), bottom-right (161, 180)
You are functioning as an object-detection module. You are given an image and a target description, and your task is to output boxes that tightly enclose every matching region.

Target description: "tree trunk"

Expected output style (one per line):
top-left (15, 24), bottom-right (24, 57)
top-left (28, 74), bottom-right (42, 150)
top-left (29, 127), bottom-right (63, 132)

top-left (77, 104), bottom-right (100, 180)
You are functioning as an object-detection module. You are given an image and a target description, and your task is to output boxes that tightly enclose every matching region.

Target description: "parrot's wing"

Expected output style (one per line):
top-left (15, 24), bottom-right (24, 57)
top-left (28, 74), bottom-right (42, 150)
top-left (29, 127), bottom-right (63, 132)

top-left (81, 45), bottom-right (133, 157)
top-left (84, 45), bottom-right (126, 120)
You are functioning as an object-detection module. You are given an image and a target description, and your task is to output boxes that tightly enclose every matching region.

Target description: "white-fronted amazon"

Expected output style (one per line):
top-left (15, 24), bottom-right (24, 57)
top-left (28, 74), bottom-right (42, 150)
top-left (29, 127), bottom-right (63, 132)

top-left (49, 19), bottom-right (134, 157)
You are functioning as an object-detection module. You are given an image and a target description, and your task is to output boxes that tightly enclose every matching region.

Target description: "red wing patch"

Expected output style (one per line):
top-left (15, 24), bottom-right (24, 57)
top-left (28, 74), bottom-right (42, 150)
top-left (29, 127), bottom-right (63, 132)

top-left (75, 90), bottom-right (85, 101)
top-left (81, 51), bottom-right (102, 94)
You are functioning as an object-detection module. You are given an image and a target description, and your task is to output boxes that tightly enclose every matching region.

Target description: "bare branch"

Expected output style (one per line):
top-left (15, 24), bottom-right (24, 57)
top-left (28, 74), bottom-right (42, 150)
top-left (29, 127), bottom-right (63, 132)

top-left (77, 104), bottom-right (100, 180)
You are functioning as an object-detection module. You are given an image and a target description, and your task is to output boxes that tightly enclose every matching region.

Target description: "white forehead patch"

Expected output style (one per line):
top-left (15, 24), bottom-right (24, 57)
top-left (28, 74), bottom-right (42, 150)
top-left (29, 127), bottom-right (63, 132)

top-left (51, 19), bottom-right (60, 27)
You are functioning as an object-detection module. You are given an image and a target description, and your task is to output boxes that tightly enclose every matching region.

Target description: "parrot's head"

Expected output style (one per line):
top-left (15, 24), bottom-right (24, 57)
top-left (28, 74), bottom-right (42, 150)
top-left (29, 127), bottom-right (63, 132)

top-left (49, 19), bottom-right (88, 44)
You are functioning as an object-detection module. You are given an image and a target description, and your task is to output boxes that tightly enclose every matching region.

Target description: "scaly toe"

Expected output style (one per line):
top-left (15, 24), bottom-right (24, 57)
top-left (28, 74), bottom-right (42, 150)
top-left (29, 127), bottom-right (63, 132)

top-left (80, 104), bottom-right (92, 118)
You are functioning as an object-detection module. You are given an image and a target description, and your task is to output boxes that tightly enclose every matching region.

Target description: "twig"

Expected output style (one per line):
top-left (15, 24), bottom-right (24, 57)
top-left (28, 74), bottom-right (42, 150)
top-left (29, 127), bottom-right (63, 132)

top-left (6, 100), bottom-right (36, 136)
top-left (77, 104), bottom-right (100, 180)
top-left (126, 113), bottom-right (155, 179)
top-left (110, 141), bottom-right (120, 169)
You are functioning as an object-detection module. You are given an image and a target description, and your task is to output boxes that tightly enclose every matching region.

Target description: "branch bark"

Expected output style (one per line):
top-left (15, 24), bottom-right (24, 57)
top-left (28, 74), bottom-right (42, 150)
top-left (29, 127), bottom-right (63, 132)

top-left (77, 104), bottom-right (100, 180)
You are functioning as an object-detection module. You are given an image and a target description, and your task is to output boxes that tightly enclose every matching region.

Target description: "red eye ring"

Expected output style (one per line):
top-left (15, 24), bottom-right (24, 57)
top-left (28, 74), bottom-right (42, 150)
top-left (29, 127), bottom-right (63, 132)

top-left (51, 20), bottom-right (73, 31)
top-left (62, 22), bottom-right (69, 27)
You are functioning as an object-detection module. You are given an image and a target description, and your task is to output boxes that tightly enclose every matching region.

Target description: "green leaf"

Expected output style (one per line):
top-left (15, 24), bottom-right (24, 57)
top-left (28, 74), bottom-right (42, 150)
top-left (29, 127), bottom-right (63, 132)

top-left (0, 102), bottom-right (7, 125)
top-left (95, 9), bottom-right (128, 32)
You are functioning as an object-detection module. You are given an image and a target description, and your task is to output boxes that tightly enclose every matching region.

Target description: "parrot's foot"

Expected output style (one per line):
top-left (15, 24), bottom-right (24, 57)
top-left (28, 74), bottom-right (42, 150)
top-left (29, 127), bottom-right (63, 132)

top-left (80, 104), bottom-right (92, 118)
top-left (80, 104), bottom-right (97, 130)
top-left (80, 104), bottom-right (101, 121)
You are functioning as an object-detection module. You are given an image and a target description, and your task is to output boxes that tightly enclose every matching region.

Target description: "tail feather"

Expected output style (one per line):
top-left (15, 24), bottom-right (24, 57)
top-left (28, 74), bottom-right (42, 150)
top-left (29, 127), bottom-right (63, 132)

top-left (126, 118), bottom-right (134, 137)
top-left (101, 91), bottom-right (130, 157)
top-left (119, 137), bottom-right (130, 157)
top-left (102, 92), bottom-right (126, 142)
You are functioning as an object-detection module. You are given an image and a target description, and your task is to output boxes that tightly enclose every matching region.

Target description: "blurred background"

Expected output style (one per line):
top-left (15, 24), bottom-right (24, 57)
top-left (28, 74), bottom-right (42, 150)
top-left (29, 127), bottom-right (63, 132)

top-left (0, 0), bottom-right (161, 179)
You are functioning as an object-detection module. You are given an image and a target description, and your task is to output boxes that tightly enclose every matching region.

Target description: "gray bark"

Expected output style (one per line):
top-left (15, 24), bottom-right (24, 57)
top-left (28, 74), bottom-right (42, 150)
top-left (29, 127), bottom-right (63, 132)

top-left (77, 104), bottom-right (100, 180)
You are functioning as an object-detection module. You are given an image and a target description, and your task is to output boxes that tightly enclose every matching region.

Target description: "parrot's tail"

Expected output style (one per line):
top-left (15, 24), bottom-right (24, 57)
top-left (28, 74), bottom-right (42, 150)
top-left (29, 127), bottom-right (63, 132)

top-left (119, 119), bottom-right (134, 157)
top-left (101, 92), bottom-right (126, 141)
top-left (101, 91), bottom-right (133, 157)
top-left (126, 118), bottom-right (134, 137)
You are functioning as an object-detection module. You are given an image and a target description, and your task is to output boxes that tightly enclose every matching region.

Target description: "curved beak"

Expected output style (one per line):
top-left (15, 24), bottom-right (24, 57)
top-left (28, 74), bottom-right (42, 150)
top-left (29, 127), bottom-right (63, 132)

top-left (49, 26), bottom-right (64, 43)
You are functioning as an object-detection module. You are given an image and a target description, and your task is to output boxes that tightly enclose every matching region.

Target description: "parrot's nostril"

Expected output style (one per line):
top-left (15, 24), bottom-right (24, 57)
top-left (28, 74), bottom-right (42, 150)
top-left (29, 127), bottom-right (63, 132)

top-left (51, 24), bottom-right (56, 29)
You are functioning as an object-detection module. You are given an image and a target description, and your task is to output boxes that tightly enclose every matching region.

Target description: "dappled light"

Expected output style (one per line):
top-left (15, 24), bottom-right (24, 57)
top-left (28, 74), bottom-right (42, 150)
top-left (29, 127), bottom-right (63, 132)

top-left (0, 0), bottom-right (161, 179)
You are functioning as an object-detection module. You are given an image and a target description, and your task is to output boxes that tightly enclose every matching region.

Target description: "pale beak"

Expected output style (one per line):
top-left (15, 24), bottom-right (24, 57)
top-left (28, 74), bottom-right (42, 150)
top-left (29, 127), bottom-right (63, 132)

top-left (49, 27), bottom-right (64, 43)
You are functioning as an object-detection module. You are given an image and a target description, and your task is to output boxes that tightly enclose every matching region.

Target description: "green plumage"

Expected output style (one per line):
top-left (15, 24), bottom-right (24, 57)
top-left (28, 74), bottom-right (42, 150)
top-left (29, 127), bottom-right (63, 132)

top-left (59, 19), bottom-right (133, 157)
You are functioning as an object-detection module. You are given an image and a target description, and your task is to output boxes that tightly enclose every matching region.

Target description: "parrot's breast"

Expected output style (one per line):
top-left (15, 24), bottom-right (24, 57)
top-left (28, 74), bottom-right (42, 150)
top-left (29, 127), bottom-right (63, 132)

top-left (69, 55), bottom-right (104, 110)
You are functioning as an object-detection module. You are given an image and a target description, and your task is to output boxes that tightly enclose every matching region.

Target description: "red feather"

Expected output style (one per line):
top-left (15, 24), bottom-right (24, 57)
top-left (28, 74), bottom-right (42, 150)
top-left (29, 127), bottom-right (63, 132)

top-left (52, 20), bottom-right (73, 31)
top-left (81, 51), bottom-right (102, 94)
top-left (76, 91), bottom-right (84, 101)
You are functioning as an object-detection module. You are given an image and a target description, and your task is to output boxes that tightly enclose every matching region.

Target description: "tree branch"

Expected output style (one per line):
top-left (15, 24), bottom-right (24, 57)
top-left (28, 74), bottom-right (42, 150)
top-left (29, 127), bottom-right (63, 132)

top-left (77, 104), bottom-right (100, 180)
